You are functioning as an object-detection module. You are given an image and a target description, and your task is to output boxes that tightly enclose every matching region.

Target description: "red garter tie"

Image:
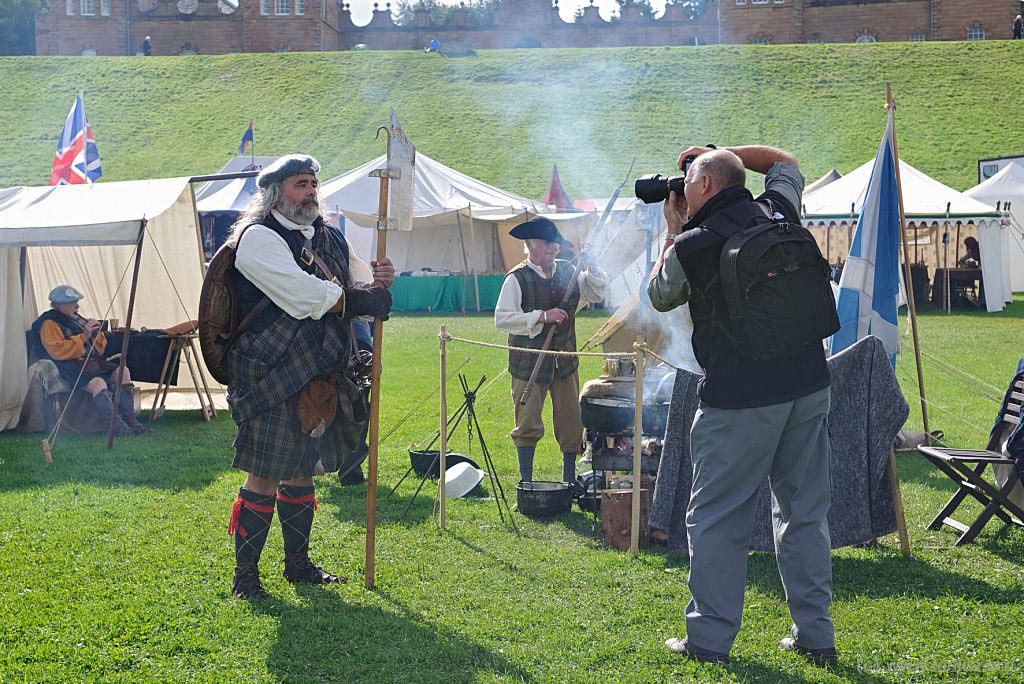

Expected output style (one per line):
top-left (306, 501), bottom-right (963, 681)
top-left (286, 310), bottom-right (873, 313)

top-left (228, 495), bottom-right (275, 537)
top-left (277, 491), bottom-right (318, 510)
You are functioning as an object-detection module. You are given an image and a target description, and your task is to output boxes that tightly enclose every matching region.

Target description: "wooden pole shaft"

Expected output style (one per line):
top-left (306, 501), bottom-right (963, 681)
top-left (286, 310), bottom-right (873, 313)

top-left (364, 172), bottom-right (390, 590)
top-left (108, 223), bottom-right (146, 449)
top-left (887, 449), bottom-right (911, 557)
top-left (887, 82), bottom-right (930, 438)
top-left (439, 324), bottom-right (448, 529)
top-left (630, 337), bottom-right (644, 555)
top-left (469, 205), bottom-right (481, 312)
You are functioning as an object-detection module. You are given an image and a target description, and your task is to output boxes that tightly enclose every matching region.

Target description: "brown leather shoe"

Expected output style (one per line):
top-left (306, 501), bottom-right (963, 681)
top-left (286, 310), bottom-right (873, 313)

top-left (780, 636), bottom-right (838, 667)
top-left (232, 564), bottom-right (269, 599)
top-left (283, 552), bottom-right (345, 585)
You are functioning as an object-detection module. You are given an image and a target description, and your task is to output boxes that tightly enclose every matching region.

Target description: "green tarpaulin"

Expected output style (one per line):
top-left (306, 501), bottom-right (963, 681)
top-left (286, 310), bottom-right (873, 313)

top-left (390, 275), bottom-right (505, 312)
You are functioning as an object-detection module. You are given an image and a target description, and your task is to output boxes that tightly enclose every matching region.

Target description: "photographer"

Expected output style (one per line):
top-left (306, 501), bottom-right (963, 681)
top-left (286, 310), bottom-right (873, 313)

top-left (647, 146), bottom-right (836, 667)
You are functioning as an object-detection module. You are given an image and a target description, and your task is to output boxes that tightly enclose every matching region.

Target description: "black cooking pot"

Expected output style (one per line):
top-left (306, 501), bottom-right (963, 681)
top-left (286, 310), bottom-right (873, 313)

top-left (409, 450), bottom-right (479, 478)
top-left (516, 481), bottom-right (573, 518)
top-left (581, 396), bottom-right (671, 435)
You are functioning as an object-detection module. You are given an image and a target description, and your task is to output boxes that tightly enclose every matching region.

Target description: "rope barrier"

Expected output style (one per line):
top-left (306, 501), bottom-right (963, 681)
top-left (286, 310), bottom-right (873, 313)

top-left (441, 333), bottom-right (633, 358)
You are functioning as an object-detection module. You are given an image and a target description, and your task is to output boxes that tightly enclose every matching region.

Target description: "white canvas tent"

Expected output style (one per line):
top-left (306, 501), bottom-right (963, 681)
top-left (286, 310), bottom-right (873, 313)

top-left (320, 153), bottom-right (592, 274)
top-left (965, 161), bottom-right (1024, 292)
top-left (193, 155), bottom-right (277, 202)
top-left (0, 178), bottom-right (217, 431)
top-left (805, 169), bottom-right (842, 195)
top-left (803, 159), bottom-right (1012, 312)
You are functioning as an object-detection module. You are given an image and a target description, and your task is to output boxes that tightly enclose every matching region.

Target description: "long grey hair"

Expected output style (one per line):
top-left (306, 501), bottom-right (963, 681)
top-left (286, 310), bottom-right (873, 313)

top-left (225, 180), bottom-right (328, 246)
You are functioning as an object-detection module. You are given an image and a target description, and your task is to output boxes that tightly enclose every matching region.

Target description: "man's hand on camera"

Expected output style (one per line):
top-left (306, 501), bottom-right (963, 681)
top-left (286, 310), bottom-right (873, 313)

top-left (676, 146), bottom-right (714, 170)
top-left (664, 190), bottom-right (687, 237)
top-left (345, 285), bottom-right (393, 320)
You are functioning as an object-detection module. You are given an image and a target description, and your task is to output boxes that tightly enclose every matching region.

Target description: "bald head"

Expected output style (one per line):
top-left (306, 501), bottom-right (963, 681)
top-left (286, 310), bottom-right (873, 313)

top-left (689, 149), bottom-right (746, 191)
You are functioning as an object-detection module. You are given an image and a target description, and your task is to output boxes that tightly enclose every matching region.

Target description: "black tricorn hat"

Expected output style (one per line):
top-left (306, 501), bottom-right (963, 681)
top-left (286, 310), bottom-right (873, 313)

top-left (509, 216), bottom-right (573, 248)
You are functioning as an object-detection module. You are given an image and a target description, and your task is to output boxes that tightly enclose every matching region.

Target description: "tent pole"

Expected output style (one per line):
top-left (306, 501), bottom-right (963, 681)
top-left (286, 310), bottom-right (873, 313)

top-left (455, 211), bottom-right (470, 313)
top-left (888, 82), bottom-right (930, 440)
top-left (887, 448), bottom-right (911, 557)
top-left (108, 221), bottom-right (146, 450)
top-left (468, 204), bottom-right (481, 312)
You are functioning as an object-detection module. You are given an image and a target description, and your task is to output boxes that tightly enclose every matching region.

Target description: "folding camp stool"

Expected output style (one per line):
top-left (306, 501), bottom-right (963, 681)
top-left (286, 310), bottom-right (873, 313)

top-left (149, 332), bottom-right (216, 423)
top-left (917, 377), bottom-right (1024, 545)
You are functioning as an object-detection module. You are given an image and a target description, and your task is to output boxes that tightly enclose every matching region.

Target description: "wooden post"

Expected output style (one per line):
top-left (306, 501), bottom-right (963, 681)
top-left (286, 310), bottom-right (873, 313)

top-left (887, 82), bottom-right (931, 438)
top-left (108, 221), bottom-right (146, 449)
top-left (887, 449), bottom-right (911, 557)
top-left (468, 204), bottom-right (481, 312)
top-left (439, 324), bottom-right (448, 529)
top-left (630, 337), bottom-right (644, 555)
top-left (364, 168), bottom-right (392, 590)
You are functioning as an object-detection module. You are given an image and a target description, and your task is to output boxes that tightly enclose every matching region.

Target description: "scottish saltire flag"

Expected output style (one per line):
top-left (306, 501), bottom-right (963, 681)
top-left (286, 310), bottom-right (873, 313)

top-left (49, 94), bottom-right (102, 185)
top-left (239, 121), bottom-right (254, 155)
top-left (829, 109), bottom-right (902, 367)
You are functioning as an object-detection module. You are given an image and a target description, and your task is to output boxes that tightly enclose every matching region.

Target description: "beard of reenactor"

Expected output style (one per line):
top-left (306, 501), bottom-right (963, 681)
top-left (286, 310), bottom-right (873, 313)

top-left (224, 155), bottom-right (394, 599)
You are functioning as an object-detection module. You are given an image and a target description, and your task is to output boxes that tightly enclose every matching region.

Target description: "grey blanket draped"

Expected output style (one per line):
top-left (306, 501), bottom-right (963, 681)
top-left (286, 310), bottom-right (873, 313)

top-left (649, 335), bottom-right (909, 552)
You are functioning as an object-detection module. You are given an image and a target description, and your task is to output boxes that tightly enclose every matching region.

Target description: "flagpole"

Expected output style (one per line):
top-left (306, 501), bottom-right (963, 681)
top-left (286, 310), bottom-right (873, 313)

top-left (250, 121), bottom-right (255, 166)
top-left (79, 90), bottom-right (92, 186)
top-left (886, 82), bottom-right (930, 439)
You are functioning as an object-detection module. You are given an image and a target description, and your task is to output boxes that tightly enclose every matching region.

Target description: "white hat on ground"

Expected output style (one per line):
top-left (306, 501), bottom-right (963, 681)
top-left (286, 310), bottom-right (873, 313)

top-left (444, 461), bottom-right (485, 499)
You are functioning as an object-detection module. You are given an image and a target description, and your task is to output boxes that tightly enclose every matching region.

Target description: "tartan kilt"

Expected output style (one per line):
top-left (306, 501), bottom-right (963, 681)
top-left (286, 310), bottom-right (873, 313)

top-left (227, 310), bottom-right (366, 481)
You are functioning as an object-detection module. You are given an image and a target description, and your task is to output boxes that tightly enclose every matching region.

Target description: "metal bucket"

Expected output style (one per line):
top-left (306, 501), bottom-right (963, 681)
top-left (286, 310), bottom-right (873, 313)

top-left (516, 481), bottom-right (573, 518)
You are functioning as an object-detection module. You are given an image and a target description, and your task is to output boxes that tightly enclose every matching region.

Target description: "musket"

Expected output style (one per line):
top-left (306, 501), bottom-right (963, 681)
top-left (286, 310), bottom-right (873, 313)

top-left (518, 158), bottom-right (636, 406)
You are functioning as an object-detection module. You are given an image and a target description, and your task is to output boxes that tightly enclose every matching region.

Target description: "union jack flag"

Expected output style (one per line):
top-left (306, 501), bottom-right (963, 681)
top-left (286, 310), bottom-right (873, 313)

top-left (49, 94), bottom-right (102, 185)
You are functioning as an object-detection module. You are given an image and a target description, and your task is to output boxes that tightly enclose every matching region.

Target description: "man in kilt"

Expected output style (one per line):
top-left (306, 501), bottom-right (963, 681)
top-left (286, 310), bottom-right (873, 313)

top-left (225, 155), bottom-right (393, 599)
top-left (494, 217), bottom-right (607, 484)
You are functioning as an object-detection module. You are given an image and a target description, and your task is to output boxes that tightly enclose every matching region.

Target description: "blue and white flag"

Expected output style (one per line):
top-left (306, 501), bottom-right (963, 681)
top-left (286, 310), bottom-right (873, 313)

top-left (829, 109), bottom-right (902, 366)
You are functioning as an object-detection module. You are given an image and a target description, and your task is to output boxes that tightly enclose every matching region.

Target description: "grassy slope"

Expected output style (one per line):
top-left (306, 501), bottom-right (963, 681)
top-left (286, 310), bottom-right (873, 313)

top-left (1, 41), bottom-right (1023, 195)
top-left (1, 302), bottom-right (1023, 683)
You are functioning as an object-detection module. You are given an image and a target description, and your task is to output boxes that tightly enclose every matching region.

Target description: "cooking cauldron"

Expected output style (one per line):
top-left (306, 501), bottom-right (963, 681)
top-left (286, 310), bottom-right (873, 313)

top-left (409, 450), bottom-right (479, 478)
top-left (580, 396), bottom-right (671, 436)
top-left (516, 481), bottom-right (573, 518)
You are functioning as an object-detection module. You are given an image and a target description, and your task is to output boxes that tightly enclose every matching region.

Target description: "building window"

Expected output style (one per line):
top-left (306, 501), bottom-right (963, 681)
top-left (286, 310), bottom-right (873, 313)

top-left (81, 48), bottom-right (97, 56)
top-left (295, 0), bottom-right (304, 14)
top-left (261, 0), bottom-right (269, 15)
top-left (751, 34), bottom-right (770, 45)
top-left (855, 34), bottom-right (877, 43)
top-left (910, 33), bottom-right (925, 42)
top-left (100, 0), bottom-right (110, 15)
top-left (807, 36), bottom-right (823, 44)
top-left (967, 24), bottom-right (986, 41)
top-left (66, 0), bottom-right (74, 15)
top-left (773, 0), bottom-right (783, 3)
top-left (275, 0), bottom-right (289, 14)
top-left (752, 0), bottom-right (768, 4)
top-left (80, 0), bottom-right (95, 15)
top-left (735, 0), bottom-right (746, 5)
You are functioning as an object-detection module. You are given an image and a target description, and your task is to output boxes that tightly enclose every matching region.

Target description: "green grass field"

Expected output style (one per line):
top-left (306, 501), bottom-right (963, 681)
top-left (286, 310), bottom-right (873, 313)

top-left (1, 300), bottom-right (1022, 683)
top-left (2, 41), bottom-right (1024, 194)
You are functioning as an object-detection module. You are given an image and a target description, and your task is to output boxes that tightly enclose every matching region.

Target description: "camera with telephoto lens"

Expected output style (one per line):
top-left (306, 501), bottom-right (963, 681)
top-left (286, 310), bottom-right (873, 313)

top-left (634, 145), bottom-right (717, 204)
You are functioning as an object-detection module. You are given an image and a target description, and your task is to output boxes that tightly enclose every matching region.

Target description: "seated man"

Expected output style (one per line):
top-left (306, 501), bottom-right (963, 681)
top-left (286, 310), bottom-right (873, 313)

top-left (29, 285), bottom-right (150, 436)
top-left (958, 236), bottom-right (981, 268)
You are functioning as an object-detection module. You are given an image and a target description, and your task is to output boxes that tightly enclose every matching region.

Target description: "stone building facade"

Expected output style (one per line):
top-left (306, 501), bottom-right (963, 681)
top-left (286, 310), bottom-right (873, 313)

top-left (35, 0), bottom-right (1023, 57)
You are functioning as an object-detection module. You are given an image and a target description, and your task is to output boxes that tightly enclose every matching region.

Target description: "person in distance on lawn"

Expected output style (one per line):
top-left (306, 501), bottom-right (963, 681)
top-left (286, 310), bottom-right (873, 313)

top-left (494, 217), bottom-right (607, 484)
top-left (224, 154), bottom-right (394, 599)
top-left (648, 145), bottom-right (837, 667)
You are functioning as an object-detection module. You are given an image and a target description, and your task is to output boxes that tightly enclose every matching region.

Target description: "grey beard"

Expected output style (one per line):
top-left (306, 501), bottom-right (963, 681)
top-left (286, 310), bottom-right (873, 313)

top-left (278, 198), bottom-right (320, 225)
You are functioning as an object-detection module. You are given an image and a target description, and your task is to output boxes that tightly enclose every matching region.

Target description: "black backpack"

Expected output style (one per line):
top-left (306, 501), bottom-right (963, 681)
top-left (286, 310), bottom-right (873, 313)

top-left (704, 202), bottom-right (839, 362)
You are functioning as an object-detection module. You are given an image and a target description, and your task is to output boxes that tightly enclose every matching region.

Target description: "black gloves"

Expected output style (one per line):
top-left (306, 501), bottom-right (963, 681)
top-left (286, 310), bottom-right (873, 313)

top-left (344, 286), bottom-right (392, 320)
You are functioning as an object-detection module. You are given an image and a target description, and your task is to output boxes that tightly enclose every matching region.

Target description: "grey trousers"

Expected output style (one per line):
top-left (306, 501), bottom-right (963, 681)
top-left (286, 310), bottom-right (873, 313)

top-left (684, 386), bottom-right (834, 653)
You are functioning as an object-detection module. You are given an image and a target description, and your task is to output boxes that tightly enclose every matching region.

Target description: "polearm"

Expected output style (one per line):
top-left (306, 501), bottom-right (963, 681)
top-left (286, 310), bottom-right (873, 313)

top-left (365, 110), bottom-right (415, 588)
top-left (519, 160), bottom-right (635, 406)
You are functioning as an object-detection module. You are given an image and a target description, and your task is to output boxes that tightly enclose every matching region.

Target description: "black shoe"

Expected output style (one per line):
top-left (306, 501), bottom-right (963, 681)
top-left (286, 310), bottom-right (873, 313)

top-left (232, 564), bottom-right (269, 599)
top-left (283, 552), bottom-right (345, 585)
top-left (780, 636), bottom-right (838, 667)
top-left (338, 466), bottom-right (365, 486)
top-left (664, 637), bottom-right (730, 664)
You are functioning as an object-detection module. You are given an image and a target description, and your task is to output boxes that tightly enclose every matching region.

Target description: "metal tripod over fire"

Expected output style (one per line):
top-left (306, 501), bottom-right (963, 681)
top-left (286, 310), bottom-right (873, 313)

top-left (364, 109), bottom-right (415, 589)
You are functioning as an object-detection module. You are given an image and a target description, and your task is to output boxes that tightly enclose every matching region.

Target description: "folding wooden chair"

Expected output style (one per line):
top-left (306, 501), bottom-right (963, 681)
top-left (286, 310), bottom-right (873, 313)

top-left (917, 376), bottom-right (1024, 545)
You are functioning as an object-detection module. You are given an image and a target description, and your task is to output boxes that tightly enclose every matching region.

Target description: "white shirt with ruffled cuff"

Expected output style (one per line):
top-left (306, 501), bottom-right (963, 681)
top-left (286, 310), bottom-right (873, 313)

top-left (494, 258), bottom-right (608, 338)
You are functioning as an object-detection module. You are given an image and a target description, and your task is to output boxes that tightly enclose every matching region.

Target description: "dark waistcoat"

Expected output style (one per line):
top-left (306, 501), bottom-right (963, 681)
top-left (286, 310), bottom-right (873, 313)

top-left (507, 259), bottom-right (581, 384)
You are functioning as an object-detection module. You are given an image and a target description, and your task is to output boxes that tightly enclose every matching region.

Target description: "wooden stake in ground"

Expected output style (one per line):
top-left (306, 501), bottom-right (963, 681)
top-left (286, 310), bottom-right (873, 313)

top-left (438, 325), bottom-right (448, 529)
top-left (630, 337), bottom-right (645, 555)
top-left (365, 110), bottom-right (416, 589)
top-left (887, 448), bottom-right (911, 557)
